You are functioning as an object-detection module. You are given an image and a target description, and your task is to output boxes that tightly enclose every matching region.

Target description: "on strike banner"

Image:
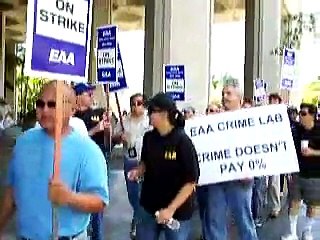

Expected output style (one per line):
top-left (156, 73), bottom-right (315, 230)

top-left (25, 0), bottom-right (93, 82)
top-left (185, 104), bottom-right (299, 185)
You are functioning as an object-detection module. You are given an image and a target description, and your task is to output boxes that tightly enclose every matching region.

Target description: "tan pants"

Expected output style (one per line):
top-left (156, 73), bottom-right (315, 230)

top-left (267, 175), bottom-right (281, 212)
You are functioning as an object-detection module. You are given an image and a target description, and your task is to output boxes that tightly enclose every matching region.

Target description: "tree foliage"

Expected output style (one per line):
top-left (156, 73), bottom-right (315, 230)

top-left (272, 12), bottom-right (316, 56)
top-left (15, 44), bottom-right (46, 120)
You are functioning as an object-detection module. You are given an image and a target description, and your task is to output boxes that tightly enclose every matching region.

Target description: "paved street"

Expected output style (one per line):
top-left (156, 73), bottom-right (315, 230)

top-left (2, 142), bottom-right (320, 239)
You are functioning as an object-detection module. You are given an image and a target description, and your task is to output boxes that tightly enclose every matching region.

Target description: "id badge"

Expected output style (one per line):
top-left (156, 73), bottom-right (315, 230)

top-left (128, 147), bottom-right (138, 158)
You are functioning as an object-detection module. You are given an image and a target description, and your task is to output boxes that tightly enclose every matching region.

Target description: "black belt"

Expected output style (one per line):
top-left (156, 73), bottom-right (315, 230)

top-left (20, 231), bottom-right (83, 240)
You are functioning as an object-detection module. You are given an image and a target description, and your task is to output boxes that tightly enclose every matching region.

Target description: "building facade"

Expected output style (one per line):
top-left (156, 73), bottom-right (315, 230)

top-left (0, 0), bottom-right (310, 114)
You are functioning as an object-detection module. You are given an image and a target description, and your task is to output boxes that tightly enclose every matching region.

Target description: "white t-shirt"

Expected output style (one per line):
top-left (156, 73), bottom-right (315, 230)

top-left (34, 117), bottom-right (88, 137)
top-left (114, 112), bottom-right (151, 160)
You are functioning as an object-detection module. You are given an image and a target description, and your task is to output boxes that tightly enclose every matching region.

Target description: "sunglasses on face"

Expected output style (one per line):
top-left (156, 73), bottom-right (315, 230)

top-left (299, 111), bottom-right (312, 117)
top-left (207, 109), bottom-right (218, 113)
top-left (131, 100), bottom-right (144, 107)
top-left (36, 99), bottom-right (56, 109)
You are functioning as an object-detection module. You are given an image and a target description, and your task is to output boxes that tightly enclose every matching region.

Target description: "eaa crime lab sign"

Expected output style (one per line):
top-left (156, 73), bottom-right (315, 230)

top-left (164, 65), bottom-right (185, 101)
top-left (97, 25), bottom-right (118, 83)
top-left (185, 104), bottom-right (299, 185)
top-left (25, 0), bottom-right (93, 82)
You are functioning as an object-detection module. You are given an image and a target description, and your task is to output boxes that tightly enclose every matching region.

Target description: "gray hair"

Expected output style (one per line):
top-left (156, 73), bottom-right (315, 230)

top-left (223, 78), bottom-right (243, 99)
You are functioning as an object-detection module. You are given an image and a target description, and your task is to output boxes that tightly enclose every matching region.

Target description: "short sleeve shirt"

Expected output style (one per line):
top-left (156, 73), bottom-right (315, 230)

top-left (7, 129), bottom-right (109, 239)
top-left (139, 128), bottom-right (199, 220)
top-left (114, 113), bottom-right (151, 160)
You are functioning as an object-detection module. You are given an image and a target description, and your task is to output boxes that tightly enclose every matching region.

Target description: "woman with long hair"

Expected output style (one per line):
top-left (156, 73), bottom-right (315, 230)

top-left (128, 92), bottom-right (199, 240)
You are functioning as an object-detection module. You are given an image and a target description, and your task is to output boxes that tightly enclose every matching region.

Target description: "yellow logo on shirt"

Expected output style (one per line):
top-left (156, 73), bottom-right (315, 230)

top-left (164, 149), bottom-right (177, 161)
top-left (91, 115), bottom-right (100, 122)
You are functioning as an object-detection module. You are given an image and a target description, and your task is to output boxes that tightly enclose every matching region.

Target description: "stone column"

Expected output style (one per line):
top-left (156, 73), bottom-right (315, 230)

top-left (89, 0), bottom-right (112, 82)
top-left (144, 0), bottom-right (211, 111)
top-left (0, 13), bottom-right (5, 98)
top-left (244, 0), bottom-right (282, 97)
top-left (244, 0), bottom-right (262, 98)
top-left (260, 0), bottom-right (282, 94)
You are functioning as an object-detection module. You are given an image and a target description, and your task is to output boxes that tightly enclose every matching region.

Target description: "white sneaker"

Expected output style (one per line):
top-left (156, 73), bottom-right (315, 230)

top-left (302, 230), bottom-right (313, 240)
top-left (281, 234), bottom-right (298, 240)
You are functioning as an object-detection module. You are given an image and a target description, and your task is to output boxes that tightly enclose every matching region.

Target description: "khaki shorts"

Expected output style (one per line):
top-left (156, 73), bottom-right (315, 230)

top-left (290, 175), bottom-right (320, 205)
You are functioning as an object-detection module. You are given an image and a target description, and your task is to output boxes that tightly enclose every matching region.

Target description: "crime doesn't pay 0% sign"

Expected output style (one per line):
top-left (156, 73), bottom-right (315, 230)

top-left (248, 159), bottom-right (267, 170)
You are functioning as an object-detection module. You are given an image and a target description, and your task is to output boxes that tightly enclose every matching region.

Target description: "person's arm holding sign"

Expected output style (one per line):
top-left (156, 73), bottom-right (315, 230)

top-left (88, 111), bottom-right (112, 137)
top-left (157, 135), bottom-right (200, 223)
top-left (112, 120), bottom-right (128, 145)
top-left (49, 141), bottom-right (109, 213)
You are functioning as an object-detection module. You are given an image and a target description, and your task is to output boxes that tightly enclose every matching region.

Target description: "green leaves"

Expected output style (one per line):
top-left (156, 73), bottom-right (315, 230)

top-left (15, 44), bottom-right (46, 118)
top-left (271, 12), bottom-right (316, 56)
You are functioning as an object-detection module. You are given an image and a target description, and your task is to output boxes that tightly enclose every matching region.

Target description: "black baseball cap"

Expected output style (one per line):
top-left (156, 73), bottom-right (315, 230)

top-left (147, 92), bottom-right (176, 113)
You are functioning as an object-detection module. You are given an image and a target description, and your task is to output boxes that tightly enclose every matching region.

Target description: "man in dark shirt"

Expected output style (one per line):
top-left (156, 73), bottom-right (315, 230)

top-left (73, 83), bottom-right (113, 240)
top-left (73, 83), bottom-right (116, 153)
top-left (282, 103), bottom-right (320, 240)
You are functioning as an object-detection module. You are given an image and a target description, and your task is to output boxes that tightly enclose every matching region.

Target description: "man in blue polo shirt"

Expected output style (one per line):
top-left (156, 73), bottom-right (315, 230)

top-left (0, 81), bottom-right (109, 239)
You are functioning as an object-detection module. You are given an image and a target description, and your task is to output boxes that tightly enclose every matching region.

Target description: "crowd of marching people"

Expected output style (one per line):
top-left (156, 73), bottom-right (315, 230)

top-left (0, 79), bottom-right (319, 240)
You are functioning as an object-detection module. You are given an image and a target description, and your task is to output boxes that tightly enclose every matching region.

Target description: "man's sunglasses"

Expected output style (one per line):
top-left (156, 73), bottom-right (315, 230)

top-left (299, 111), bottom-right (311, 117)
top-left (36, 99), bottom-right (56, 109)
top-left (131, 100), bottom-right (144, 107)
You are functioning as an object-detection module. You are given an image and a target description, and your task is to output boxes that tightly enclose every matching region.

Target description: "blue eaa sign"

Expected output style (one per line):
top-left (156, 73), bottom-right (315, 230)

top-left (107, 43), bottom-right (128, 92)
top-left (280, 48), bottom-right (295, 90)
top-left (24, 0), bottom-right (93, 83)
top-left (97, 25), bottom-right (118, 83)
top-left (164, 65), bottom-right (185, 101)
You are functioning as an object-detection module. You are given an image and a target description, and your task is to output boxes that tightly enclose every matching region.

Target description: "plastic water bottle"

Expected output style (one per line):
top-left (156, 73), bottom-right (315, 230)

top-left (166, 218), bottom-right (180, 230)
top-left (155, 211), bottom-right (180, 230)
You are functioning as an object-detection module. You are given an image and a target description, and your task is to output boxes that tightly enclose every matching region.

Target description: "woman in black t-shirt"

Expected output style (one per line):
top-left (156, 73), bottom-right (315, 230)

top-left (128, 92), bottom-right (199, 240)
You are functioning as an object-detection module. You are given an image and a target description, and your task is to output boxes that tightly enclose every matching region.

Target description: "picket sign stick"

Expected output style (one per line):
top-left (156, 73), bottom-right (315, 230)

top-left (51, 80), bottom-right (64, 240)
top-left (104, 83), bottom-right (112, 152)
top-left (115, 92), bottom-right (124, 132)
top-left (108, 1), bottom-right (124, 133)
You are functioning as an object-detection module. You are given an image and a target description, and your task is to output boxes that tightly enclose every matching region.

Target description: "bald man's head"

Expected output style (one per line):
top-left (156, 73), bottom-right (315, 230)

top-left (37, 81), bottom-right (75, 133)
top-left (40, 81), bottom-right (76, 104)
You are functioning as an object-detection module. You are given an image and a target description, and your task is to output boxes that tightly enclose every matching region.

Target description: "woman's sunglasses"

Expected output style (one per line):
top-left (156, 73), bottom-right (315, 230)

top-left (131, 100), bottom-right (144, 107)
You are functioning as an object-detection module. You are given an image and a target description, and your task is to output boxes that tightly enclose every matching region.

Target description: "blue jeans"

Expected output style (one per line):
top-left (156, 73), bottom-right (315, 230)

top-left (89, 211), bottom-right (104, 240)
top-left (124, 157), bottom-right (140, 223)
top-left (252, 177), bottom-right (266, 220)
top-left (196, 185), bottom-right (208, 237)
top-left (136, 208), bottom-right (191, 240)
top-left (204, 181), bottom-right (258, 240)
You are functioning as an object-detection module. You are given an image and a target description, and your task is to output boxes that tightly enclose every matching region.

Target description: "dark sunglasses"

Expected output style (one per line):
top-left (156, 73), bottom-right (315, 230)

top-left (36, 99), bottom-right (56, 109)
top-left (207, 109), bottom-right (217, 113)
top-left (299, 111), bottom-right (309, 117)
top-left (131, 100), bottom-right (144, 107)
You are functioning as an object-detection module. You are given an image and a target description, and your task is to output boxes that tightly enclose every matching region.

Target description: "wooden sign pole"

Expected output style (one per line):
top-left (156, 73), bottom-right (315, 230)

top-left (52, 80), bottom-right (64, 240)
top-left (115, 92), bottom-right (124, 132)
top-left (104, 83), bottom-right (112, 152)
